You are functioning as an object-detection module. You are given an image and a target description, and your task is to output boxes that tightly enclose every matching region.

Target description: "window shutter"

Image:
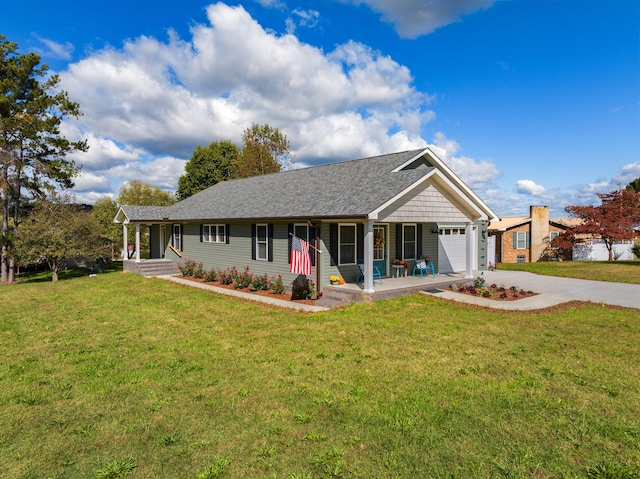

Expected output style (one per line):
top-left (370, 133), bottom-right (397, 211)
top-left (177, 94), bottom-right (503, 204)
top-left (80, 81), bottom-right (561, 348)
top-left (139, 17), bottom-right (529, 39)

top-left (416, 224), bottom-right (423, 258)
top-left (180, 226), bottom-right (183, 252)
top-left (513, 231), bottom-right (518, 248)
top-left (251, 224), bottom-right (256, 260)
top-left (225, 224), bottom-right (230, 244)
top-left (526, 232), bottom-right (530, 249)
top-left (357, 223), bottom-right (364, 261)
top-left (288, 223), bottom-right (293, 263)
top-left (200, 224), bottom-right (204, 243)
top-left (396, 224), bottom-right (403, 260)
top-left (329, 224), bottom-right (338, 266)
top-left (268, 224), bottom-right (274, 262)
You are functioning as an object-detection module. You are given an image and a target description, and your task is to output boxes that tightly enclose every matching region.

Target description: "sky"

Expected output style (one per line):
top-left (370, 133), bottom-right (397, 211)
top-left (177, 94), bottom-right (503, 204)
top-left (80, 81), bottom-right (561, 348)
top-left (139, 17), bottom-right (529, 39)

top-left (2, 0), bottom-right (639, 217)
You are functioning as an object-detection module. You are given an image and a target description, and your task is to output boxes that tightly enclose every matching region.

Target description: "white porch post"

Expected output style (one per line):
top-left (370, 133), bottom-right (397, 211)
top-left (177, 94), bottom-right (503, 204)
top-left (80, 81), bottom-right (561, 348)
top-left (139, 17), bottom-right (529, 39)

top-left (363, 219), bottom-right (375, 293)
top-left (123, 224), bottom-right (128, 260)
top-left (465, 222), bottom-right (474, 279)
top-left (135, 224), bottom-right (141, 263)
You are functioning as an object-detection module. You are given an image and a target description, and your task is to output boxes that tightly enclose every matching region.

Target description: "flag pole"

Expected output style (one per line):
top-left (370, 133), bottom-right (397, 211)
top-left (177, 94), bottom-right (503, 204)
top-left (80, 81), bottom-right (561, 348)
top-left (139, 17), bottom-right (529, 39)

top-left (289, 232), bottom-right (321, 253)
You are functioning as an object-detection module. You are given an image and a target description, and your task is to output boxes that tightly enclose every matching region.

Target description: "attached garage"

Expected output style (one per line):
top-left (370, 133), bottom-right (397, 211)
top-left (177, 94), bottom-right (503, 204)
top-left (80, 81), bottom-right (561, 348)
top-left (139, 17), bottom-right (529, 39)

top-left (437, 227), bottom-right (467, 273)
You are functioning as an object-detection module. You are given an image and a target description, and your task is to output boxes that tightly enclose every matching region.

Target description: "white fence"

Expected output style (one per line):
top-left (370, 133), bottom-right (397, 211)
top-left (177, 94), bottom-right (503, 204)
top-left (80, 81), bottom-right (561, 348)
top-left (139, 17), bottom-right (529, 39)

top-left (572, 240), bottom-right (635, 261)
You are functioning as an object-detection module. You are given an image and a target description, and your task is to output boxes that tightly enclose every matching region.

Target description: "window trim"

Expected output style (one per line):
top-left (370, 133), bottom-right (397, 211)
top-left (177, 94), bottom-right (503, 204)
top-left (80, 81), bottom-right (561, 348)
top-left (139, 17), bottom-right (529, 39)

top-left (255, 223), bottom-right (268, 261)
top-left (515, 231), bottom-right (528, 250)
top-left (402, 223), bottom-right (417, 260)
top-left (172, 224), bottom-right (182, 251)
top-left (293, 223), bottom-right (309, 243)
top-left (202, 224), bottom-right (226, 243)
top-left (338, 223), bottom-right (357, 265)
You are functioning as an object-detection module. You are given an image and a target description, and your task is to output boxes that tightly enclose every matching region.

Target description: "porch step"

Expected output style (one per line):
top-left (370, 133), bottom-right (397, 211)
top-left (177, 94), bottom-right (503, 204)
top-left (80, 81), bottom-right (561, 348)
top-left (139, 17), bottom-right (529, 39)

top-left (124, 260), bottom-right (180, 277)
top-left (316, 286), bottom-right (364, 308)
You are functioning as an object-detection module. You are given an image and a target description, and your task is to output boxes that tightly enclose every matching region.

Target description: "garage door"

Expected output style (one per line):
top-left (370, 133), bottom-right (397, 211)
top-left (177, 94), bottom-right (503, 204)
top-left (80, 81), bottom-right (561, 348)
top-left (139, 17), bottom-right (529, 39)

top-left (438, 227), bottom-right (466, 273)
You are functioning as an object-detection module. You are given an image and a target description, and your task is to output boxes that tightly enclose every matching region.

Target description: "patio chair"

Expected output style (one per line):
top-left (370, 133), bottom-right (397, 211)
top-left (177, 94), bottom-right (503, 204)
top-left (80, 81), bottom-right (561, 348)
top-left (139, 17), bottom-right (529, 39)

top-left (356, 259), bottom-right (382, 285)
top-left (412, 256), bottom-right (435, 278)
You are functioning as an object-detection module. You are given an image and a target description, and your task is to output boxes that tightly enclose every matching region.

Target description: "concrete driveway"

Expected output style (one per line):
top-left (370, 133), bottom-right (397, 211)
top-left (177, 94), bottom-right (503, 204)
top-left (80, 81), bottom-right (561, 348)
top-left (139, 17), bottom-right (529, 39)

top-left (425, 270), bottom-right (640, 310)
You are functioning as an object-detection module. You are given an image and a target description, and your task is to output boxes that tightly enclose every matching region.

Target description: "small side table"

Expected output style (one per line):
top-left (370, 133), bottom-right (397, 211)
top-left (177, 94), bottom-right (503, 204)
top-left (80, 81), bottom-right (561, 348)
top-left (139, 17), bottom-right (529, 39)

top-left (392, 264), bottom-right (407, 278)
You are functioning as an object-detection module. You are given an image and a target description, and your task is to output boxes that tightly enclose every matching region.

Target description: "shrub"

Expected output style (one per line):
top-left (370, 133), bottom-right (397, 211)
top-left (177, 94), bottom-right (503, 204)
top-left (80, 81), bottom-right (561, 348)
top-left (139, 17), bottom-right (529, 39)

top-left (250, 273), bottom-right (270, 291)
top-left (219, 268), bottom-right (233, 285)
top-left (270, 275), bottom-right (285, 295)
top-left (233, 266), bottom-right (253, 289)
top-left (192, 262), bottom-right (204, 279)
top-left (178, 259), bottom-right (197, 277)
top-left (204, 269), bottom-right (217, 282)
top-left (633, 240), bottom-right (640, 259)
top-left (292, 278), bottom-right (317, 300)
top-left (473, 275), bottom-right (486, 288)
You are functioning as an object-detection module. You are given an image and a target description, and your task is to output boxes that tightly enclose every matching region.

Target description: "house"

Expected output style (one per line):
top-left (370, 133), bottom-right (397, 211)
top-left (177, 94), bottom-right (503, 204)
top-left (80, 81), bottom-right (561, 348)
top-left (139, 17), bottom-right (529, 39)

top-left (488, 205), bottom-right (580, 263)
top-left (114, 148), bottom-right (498, 293)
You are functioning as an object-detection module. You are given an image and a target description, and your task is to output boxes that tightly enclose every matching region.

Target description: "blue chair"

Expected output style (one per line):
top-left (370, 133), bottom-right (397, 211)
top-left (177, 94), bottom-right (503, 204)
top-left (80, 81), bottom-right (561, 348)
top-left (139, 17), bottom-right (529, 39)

top-left (413, 257), bottom-right (435, 277)
top-left (356, 259), bottom-right (382, 285)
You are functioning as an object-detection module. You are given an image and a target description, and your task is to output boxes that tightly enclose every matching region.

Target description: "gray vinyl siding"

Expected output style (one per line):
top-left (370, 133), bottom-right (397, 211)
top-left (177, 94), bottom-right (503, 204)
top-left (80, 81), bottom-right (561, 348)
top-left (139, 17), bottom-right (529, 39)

top-left (423, 223), bottom-right (439, 271)
top-left (173, 222), bottom-right (317, 288)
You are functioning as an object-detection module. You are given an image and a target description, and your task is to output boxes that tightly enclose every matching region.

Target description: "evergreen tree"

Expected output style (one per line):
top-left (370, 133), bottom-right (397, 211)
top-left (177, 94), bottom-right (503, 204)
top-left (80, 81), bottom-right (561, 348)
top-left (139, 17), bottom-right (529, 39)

top-left (177, 140), bottom-right (239, 200)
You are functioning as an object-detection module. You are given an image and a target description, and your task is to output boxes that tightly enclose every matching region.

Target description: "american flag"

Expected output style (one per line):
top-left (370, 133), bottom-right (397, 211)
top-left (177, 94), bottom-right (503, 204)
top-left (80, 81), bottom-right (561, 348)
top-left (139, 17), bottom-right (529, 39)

top-left (290, 235), bottom-right (312, 275)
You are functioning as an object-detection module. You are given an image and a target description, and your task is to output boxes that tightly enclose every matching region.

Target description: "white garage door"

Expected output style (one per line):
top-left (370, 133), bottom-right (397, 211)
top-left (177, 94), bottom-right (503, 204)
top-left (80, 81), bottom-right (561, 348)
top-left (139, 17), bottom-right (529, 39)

top-left (438, 227), bottom-right (466, 273)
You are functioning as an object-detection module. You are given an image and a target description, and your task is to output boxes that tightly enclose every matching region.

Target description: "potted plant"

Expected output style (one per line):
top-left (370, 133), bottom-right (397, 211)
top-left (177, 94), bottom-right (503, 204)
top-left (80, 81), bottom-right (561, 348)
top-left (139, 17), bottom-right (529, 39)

top-left (330, 275), bottom-right (342, 285)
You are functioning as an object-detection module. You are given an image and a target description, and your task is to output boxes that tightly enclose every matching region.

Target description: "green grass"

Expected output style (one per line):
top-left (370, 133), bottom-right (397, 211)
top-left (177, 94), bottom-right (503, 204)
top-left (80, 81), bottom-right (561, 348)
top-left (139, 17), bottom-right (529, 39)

top-left (498, 260), bottom-right (640, 284)
top-left (1, 272), bottom-right (639, 478)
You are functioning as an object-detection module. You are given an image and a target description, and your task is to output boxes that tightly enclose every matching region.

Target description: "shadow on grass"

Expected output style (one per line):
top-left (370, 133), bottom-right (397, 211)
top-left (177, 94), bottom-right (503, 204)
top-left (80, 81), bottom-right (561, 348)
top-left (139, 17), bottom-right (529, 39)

top-left (15, 261), bottom-right (124, 283)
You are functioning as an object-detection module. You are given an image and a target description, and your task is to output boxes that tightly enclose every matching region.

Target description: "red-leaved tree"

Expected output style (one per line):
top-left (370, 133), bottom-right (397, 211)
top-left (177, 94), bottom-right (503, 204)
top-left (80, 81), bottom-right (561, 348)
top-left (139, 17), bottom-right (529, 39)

top-left (553, 188), bottom-right (640, 261)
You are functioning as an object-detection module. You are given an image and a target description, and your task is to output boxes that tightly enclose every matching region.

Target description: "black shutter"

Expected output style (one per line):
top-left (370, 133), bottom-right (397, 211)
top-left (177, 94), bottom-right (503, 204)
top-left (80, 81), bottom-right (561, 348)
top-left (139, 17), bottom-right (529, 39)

top-left (180, 225), bottom-right (183, 253)
top-left (310, 225), bottom-right (316, 267)
top-left (330, 224), bottom-right (338, 266)
top-left (200, 224), bottom-right (204, 242)
top-left (225, 224), bottom-right (230, 244)
top-left (288, 223), bottom-right (293, 263)
top-left (251, 224), bottom-right (256, 260)
top-left (396, 223), bottom-right (402, 260)
top-left (268, 224), bottom-right (274, 262)
top-left (416, 224), bottom-right (423, 258)
top-left (357, 223), bottom-right (364, 261)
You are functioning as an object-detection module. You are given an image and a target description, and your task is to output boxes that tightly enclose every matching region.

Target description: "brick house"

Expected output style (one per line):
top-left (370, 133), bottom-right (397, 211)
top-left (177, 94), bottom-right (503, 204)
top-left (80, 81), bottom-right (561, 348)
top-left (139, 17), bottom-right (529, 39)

top-left (488, 205), bottom-right (579, 263)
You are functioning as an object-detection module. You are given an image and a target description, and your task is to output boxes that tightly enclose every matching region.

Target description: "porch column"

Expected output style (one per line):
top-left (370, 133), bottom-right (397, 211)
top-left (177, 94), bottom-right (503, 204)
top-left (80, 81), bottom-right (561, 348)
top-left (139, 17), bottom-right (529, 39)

top-left (123, 224), bottom-right (128, 260)
top-left (465, 222), bottom-right (474, 279)
top-left (135, 224), bottom-right (141, 263)
top-left (363, 219), bottom-right (375, 293)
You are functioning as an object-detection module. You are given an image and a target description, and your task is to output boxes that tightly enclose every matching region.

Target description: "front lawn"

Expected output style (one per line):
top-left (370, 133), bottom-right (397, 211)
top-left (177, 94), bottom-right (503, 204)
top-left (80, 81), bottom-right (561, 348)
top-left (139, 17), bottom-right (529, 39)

top-left (1, 272), bottom-right (638, 478)
top-left (498, 260), bottom-right (640, 284)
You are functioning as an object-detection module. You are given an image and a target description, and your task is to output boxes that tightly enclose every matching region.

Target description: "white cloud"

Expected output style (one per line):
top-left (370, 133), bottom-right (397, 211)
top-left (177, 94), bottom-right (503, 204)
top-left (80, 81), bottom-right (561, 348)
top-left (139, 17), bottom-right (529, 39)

top-left (73, 172), bottom-right (112, 193)
top-left (286, 9), bottom-right (320, 34)
top-left (339, 0), bottom-right (495, 38)
top-left (429, 132), bottom-right (500, 190)
top-left (516, 179), bottom-right (547, 196)
top-left (59, 2), bottom-right (435, 201)
top-left (35, 35), bottom-right (75, 60)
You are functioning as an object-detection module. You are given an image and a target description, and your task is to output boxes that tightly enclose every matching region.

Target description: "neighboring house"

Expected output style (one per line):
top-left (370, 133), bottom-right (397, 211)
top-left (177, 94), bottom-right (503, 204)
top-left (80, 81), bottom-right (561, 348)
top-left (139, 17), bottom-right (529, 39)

top-left (114, 148), bottom-right (498, 293)
top-left (488, 205), bottom-right (580, 263)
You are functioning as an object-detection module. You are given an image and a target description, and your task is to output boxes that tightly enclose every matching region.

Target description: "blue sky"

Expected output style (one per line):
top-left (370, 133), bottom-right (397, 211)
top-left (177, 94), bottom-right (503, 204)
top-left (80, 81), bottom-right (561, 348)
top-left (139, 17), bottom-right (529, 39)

top-left (3, 0), bottom-right (639, 217)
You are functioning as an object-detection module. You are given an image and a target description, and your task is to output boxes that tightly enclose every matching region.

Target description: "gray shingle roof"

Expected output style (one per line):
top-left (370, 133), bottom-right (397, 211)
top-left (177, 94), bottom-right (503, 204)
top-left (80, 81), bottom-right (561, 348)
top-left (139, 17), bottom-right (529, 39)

top-left (118, 149), bottom-right (447, 222)
top-left (167, 149), bottom-right (429, 221)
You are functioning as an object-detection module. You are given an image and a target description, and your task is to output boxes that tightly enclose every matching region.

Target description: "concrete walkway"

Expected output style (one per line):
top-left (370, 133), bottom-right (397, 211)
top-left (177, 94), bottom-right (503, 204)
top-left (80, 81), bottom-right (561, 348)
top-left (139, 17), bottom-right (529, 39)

top-left (424, 270), bottom-right (640, 310)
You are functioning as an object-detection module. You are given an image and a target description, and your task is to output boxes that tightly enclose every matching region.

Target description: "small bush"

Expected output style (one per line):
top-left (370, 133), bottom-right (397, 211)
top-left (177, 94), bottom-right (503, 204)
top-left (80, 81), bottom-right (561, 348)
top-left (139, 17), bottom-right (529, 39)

top-left (179, 259), bottom-right (198, 277)
top-left (192, 262), bottom-right (204, 279)
top-left (270, 275), bottom-right (285, 294)
top-left (204, 269), bottom-right (217, 282)
top-left (292, 278), bottom-right (317, 300)
top-left (473, 275), bottom-right (486, 288)
top-left (219, 268), bottom-right (234, 285)
top-left (233, 266), bottom-right (253, 289)
top-left (250, 273), bottom-right (270, 291)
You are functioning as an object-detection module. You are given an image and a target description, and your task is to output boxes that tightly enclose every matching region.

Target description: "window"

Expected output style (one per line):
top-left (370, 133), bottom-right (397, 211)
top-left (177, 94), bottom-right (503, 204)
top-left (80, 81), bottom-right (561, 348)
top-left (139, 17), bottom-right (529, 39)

top-left (373, 226), bottom-right (385, 260)
top-left (294, 224), bottom-right (308, 243)
top-left (517, 254), bottom-right (526, 263)
top-left (172, 224), bottom-right (182, 251)
top-left (514, 231), bottom-right (528, 249)
top-left (339, 224), bottom-right (356, 265)
top-left (550, 231), bottom-right (559, 240)
top-left (256, 224), bottom-right (268, 261)
top-left (203, 224), bottom-right (226, 243)
top-left (403, 224), bottom-right (416, 260)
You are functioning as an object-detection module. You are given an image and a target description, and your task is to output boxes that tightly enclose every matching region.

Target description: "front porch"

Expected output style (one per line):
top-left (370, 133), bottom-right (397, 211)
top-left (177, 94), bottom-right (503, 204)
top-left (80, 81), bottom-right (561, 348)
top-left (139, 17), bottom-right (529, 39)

top-left (316, 272), bottom-right (470, 308)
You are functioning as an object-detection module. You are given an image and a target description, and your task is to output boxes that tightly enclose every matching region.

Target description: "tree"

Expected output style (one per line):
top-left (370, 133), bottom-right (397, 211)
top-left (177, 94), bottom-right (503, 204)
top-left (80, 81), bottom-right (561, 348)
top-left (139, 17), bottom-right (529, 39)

top-left (627, 177), bottom-right (640, 193)
top-left (553, 188), bottom-right (640, 261)
top-left (91, 197), bottom-right (121, 260)
top-left (235, 124), bottom-right (294, 178)
top-left (14, 192), bottom-right (110, 281)
top-left (176, 140), bottom-right (239, 200)
top-left (117, 180), bottom-right (176, 256)
top-left (1, 35), bottom-right (87, 283)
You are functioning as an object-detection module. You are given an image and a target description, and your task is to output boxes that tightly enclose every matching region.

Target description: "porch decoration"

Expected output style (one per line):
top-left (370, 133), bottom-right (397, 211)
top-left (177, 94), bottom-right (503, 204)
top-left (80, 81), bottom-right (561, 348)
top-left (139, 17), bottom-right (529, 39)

top-left (330, 275), bottom-right (343, 285)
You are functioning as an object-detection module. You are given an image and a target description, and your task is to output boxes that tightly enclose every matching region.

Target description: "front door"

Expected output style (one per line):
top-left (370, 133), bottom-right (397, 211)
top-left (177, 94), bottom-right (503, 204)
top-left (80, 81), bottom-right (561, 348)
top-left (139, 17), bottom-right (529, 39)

top-left (373, 225), bottom-right (387, 276)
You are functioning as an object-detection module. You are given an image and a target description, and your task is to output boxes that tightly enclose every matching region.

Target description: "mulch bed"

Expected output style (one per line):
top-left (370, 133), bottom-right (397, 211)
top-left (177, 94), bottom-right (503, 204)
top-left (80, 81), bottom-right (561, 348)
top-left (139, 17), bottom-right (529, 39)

top-left (447, 283), bottom-right (537, 301)
top-left (177, 275), bottom-right (318, 306)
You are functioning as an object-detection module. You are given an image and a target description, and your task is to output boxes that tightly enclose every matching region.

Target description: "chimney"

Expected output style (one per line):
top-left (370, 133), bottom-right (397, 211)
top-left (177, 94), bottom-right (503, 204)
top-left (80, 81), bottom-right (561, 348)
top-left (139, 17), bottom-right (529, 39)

top-left (530, 205), bottom-right (549, 262)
